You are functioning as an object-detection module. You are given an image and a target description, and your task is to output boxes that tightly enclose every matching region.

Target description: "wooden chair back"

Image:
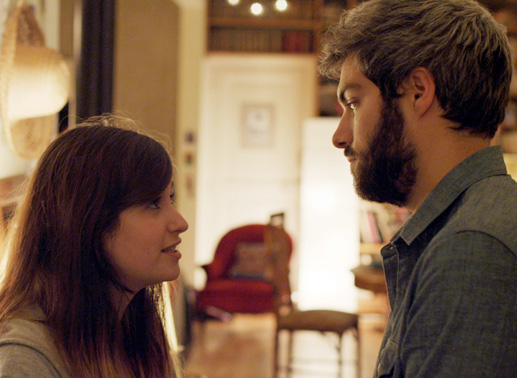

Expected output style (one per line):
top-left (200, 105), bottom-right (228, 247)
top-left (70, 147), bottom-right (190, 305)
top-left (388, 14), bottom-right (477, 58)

top-left (264, 213), bottom-right (293, 317)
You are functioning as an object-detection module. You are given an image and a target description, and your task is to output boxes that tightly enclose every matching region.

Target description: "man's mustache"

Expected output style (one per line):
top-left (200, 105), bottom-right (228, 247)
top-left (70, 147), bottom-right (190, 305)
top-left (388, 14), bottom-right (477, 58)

top-left (345, 146), bottom-right (356, 159)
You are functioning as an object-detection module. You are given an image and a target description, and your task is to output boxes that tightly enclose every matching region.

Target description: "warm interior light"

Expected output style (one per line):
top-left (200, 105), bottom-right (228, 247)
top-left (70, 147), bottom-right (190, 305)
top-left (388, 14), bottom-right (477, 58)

top-left (275, 0), bottom-right (288, 12)
top-left (298, 118), bottom-right (360, 312)
top-left (250, 2), bottom-right (264, 16)
top-left (227, 0), bottom-right (240, 5)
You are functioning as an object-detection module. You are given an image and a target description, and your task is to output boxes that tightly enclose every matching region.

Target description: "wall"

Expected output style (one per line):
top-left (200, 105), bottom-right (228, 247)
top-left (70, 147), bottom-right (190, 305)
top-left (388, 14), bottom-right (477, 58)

top-left (112, 0), bottom-right (179, 143)
top-left (173, 0), bottom-right (206, 288)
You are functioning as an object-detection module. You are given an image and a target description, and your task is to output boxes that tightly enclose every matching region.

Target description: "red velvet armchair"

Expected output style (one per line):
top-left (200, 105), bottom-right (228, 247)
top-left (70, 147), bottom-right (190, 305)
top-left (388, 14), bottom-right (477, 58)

top-left (195, 224), bottom-right (293, 317)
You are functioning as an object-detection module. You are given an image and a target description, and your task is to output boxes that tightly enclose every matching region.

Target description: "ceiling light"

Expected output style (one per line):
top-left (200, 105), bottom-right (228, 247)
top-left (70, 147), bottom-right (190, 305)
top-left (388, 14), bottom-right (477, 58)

top-left (275, 0), bottom-right (288, 12)
top-left (250, 2), bottom-right (264, 16)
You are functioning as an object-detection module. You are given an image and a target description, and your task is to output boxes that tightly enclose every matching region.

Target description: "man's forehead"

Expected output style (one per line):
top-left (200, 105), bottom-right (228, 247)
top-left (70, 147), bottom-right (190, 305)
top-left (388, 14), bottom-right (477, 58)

top-left (338, 56), bottom-right (364, 89)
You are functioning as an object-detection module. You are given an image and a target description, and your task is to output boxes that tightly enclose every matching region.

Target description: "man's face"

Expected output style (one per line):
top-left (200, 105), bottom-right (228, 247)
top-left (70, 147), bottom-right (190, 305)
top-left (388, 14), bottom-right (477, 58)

top-left (333, 57), bottom-right (417, 206)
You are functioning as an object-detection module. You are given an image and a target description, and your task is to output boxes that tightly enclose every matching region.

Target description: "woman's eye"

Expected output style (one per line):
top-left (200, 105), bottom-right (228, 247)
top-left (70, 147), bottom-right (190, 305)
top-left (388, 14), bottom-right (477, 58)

top-left (149, 198), bottom-right (161, 209)
top-left (169, 193), bottom-right (175, 205)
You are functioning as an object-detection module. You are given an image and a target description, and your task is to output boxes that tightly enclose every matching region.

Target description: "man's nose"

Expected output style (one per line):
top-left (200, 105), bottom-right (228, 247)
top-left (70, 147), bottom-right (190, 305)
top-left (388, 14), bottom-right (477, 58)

top-left (332, 115), bottom-right (352, 148)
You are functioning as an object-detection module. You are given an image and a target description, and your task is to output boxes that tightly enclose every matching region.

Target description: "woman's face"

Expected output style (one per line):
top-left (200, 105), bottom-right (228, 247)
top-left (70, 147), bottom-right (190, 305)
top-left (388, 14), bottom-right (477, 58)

top-left (104, 182), bottom-right (188, 293)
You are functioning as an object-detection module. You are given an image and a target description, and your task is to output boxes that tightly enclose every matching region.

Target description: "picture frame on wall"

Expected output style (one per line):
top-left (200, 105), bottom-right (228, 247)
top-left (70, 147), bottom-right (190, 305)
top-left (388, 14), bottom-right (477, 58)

top-left (241, 103), bottom-right (274, 147)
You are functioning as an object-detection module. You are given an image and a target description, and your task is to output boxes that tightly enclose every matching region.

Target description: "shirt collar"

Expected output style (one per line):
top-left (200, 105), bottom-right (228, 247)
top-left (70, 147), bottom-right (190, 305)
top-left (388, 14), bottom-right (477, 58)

top-left (395, 145), bottom-right (507, 245)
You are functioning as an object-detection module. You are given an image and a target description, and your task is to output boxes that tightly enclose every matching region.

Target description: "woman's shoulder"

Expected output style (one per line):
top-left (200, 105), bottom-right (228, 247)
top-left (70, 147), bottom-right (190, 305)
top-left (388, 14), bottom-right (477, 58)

top-left (0, 343), bottom-right (63, 378)
top-left (0, 306), bottom-right (69, 378)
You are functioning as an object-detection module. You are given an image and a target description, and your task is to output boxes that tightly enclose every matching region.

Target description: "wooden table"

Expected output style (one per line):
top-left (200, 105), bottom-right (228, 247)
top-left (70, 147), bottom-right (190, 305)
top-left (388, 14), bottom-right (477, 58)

top-left (351, 265), bottom-right (387, 294)
top-left (351, 265), bottom-right (389, 329)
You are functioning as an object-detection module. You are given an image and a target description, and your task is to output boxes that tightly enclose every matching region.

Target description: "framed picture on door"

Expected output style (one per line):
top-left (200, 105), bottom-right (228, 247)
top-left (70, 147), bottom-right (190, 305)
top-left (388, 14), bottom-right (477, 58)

top-left (241, 103), bottom-right (274, 147)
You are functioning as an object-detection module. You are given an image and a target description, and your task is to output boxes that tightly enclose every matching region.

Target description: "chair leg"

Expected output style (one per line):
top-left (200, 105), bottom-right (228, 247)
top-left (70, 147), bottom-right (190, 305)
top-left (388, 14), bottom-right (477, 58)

top-left (355, 325), bottom-right (361, 378)
top-left (336, 327), bottom-right (360, 378)
top-left (337, 334), bottom-right (343, 377)
top-left (275, 329), bottom-right (294, 377)
top-left (277, 327), bottom-right (360, 378)
top-left (287, 331), bottom-right (293, 373)
top-left (274, 328), bottom-right (280, 377)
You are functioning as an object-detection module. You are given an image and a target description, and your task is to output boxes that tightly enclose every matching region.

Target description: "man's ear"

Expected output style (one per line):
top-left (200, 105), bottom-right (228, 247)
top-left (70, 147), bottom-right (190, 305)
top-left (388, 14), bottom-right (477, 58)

top-left (401, 67), bottom-right (436, 116)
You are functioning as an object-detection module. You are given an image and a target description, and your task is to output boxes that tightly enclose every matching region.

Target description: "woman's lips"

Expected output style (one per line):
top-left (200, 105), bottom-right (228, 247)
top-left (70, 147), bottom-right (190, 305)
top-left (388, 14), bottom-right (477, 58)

top-left (161, 242), bottom-right (181, 258)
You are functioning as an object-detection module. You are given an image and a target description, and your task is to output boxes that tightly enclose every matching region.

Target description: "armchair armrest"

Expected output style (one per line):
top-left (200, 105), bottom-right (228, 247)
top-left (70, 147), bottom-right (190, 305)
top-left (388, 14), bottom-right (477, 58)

top-left (200, 264), bottom-right (213, 281)
top-left (200, 261), bottom-right (228, 281)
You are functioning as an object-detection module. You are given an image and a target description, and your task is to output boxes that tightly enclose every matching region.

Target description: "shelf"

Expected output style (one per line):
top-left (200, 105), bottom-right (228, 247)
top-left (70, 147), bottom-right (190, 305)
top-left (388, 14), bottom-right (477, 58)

top-left (209, 17), bottom-right (321, 30)
top-left (209, 27), bottom-right (316, 53)
top-left (207, 0), bottom-right (325, 54)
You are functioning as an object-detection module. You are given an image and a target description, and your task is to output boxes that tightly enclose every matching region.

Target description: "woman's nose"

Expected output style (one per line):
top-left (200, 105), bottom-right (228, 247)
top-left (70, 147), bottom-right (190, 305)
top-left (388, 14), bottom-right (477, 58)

top-left (169, 207), bottom-right (189, 233)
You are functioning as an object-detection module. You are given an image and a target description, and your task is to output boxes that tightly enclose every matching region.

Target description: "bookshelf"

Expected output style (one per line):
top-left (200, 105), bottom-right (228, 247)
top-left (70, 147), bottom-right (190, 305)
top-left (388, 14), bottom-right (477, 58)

top-left (207, 0), bottom-right (321, 53)
top-left (206, 0), bottom-right (365, 54)
top-left (484, 0), bottom-right (517, 154)
top-left (359, 202), bottom-right (409, 244)
top-left (358, 201), bottom-right (410, 267)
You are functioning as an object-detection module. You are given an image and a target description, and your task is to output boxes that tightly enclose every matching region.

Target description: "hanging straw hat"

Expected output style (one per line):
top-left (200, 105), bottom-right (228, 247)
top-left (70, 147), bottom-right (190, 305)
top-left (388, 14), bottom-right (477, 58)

top-left (0, 1), bottom-right (70, 160)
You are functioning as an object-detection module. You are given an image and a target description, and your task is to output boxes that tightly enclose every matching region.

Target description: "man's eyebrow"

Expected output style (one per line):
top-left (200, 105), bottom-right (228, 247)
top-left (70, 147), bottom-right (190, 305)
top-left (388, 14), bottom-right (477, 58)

top-left (338, 83), bottom-right (362, 102)
top-left (343, 83), bottom-right (362, 92)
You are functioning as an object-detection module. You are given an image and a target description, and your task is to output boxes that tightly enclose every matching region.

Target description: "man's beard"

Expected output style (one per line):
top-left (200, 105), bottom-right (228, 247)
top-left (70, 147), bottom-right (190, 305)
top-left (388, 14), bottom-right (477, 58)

top-left (345, 99), bottom-right (417, 207)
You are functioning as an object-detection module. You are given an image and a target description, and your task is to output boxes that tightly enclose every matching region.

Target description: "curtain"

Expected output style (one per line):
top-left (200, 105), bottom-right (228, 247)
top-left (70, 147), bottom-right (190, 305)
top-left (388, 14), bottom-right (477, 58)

top-left (76, 0), bottom-right (115, 120)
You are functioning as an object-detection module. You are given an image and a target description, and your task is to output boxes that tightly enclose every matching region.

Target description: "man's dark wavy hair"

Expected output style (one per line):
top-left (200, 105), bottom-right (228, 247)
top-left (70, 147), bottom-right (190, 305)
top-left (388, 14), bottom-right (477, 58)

top-left (319, 0), bottom-right (512, 138)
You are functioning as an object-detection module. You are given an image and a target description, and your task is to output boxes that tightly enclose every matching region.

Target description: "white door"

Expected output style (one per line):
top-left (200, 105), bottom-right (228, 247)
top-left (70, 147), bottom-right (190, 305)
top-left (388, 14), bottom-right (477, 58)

top-left (195, 54), bottom-right (317, 288)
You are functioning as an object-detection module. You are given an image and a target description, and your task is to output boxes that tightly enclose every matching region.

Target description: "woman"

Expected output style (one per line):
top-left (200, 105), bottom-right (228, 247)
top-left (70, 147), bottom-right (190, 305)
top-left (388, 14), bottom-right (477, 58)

top-left (0, 115), bottom-right (188, 377)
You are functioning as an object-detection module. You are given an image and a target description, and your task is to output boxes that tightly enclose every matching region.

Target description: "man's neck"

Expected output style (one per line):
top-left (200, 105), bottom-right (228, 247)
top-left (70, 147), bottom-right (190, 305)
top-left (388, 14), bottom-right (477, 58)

top-left (405, 130), bottom-right (491, 213)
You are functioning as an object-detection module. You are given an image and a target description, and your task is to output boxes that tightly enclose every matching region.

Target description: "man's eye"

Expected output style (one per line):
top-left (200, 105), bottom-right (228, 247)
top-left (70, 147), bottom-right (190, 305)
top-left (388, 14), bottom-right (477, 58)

top-left (346, 101), bottom-right (358, 110)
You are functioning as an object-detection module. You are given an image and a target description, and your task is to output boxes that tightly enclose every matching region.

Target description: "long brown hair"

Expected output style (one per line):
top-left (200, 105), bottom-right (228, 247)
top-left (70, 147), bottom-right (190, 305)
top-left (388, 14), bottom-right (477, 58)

top-left (0, 116), bottom-right (178, 377)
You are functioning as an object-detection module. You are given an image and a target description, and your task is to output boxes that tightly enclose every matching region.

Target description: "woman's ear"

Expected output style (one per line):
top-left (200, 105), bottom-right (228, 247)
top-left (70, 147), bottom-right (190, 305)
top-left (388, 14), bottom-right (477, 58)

top-left (402, 67), bottom-right (436, 117)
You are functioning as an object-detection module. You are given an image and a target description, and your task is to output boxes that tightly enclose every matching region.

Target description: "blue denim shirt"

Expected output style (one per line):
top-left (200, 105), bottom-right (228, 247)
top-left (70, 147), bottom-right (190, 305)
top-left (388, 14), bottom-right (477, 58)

top-left (374, 146), bottom-right (517, 378)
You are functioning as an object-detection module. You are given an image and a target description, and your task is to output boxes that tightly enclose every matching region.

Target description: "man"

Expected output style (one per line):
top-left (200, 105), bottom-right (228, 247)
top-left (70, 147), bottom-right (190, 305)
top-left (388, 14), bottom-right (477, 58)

top-left (319, 0), bottom-right (517, 377)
